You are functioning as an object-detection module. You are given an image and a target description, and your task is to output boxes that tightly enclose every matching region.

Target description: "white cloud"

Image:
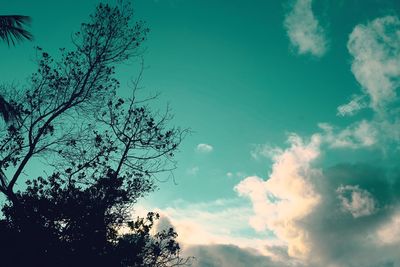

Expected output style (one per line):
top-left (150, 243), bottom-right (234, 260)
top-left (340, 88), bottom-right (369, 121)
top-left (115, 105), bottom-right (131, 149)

top-left (236, 134), bottom-right (322, 260)
top-left (251, 144), bottom-right (283, 161)
top-left (348, 16), bottom-right (400, 113)
top-left (132, 201), bottom-right (294, 266)
top-left (318, 120), bottom-right (377, 149)
top-left (284, 0), bottom-right (327, 57)
top-left (187, 166), bottom-right (200, 175)
top-left (337, 95), bottom-right (368, 116)
top-left (196, 143), bottom-right (214, 153)
top-left (226, 171), bottom-right (247, 179)
top-left (137, 199), bottom-right (275, 254)
top-left (336, 185), bottom-right (376, 218)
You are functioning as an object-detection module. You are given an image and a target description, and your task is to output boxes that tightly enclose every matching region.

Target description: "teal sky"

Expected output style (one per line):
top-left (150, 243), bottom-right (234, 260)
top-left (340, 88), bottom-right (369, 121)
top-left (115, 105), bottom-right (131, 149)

top-left (2, 1), bottom-right (400, 266)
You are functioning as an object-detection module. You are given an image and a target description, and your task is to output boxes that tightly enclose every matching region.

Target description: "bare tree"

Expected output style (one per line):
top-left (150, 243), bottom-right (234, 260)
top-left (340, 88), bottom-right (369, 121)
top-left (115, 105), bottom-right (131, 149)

top-left (0, 3), bottom-right (186, 200)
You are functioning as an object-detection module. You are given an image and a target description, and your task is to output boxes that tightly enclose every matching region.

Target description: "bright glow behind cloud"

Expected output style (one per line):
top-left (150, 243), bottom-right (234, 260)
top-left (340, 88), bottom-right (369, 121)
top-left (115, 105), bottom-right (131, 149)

top-left (236, 134), bottom-right (321, 260)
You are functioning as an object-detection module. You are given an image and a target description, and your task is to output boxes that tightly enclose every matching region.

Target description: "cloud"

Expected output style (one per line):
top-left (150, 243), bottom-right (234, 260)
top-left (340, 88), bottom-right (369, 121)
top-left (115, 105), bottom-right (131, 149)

top-left (183, 244), bottom-right (293, 267)
top-left (336, 185), bottom-right (376, 218)
top-left (318, 120), bottom-right (377, 149)
top-left (376, 210), bottom-right (400, 245)
top-left (228, 14), bottom-right (400, 267)
top-left (138, 16), bottom-right (400, 267)
top-left (187, 166), bottom-right (200, 175)
top-left (238, 128), bottom-right (400, 266)
top-left (337, 95), bottom-right (368, 117)
top-left (137, 198), bottom-right (309, 265)
top-left (236, 134), bottom-right (322, 260)
top-left (226, 171), bottom-right (246, 179)
top-left (250, 144), bottom-right (283, 161)
top-left (348, 16), bottom-right (400, 113)
top-left (140, 199), bottom-right (269, 249)
top-left (196, 143), bottom-right (214, 153)
top-left (133, 203), bottom-right (294, 266)
top-left (331, 15), bottom-right (400, 150)
top-left (284, 0), bottom-right (327, 57)
top-left (302, 163), bottom-right (400, 267)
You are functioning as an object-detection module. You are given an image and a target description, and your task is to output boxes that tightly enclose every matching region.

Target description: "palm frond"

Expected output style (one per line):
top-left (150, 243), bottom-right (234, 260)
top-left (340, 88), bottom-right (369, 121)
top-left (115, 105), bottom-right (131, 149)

top-left (0, 15), bottom-right (33, 46)
top-left (0, 95), bottom-right (18, 123)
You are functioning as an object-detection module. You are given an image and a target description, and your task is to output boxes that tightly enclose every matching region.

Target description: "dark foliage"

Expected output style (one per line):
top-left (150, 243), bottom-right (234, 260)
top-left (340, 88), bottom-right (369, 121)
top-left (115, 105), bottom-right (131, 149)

top-left (0, 172), bottom-right (189, 266)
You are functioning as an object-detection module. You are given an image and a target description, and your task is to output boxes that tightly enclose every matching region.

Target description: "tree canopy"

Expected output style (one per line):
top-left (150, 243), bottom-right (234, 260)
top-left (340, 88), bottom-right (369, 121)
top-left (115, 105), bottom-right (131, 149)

top-left (0, 3), bottom-right (190, 266)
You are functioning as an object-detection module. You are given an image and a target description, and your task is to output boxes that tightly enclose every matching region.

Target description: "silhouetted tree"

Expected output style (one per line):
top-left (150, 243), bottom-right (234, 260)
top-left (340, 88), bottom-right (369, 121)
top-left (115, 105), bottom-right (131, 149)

top-left (1, 172), bottom-right (189, 266)
top-left (0, 3), bottom-right (189, 266)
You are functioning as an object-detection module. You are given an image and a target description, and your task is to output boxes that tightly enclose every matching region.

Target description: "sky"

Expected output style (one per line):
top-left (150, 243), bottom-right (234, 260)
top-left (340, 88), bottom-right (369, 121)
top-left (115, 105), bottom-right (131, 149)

top-left (1, 0), bottom-right (400, 266)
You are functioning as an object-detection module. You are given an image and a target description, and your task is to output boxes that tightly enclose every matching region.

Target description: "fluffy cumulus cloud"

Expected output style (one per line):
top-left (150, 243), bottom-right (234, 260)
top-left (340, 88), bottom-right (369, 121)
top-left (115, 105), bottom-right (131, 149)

top-left (284, 0), bottom-right (327, 57)
top-left (347, 16), bottom-right (400, 113)
top-left (236, 134), bottom-right (322, 260)
top-left (137, 198), bottom-right (305, 266)
top-left (196, 143), bottom-right (214, 153)
top-left (240, 137), bottom-right (400, 266)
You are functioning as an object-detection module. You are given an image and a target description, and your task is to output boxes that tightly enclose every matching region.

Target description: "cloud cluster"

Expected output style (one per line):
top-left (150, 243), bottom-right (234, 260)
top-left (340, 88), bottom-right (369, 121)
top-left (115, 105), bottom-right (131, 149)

top-left (239, 143), bottom-right (400, 266)
top-left (234, 14), bottom-right (400, 267)
top-left (284, 0), bottom-right (327, 57)
top-left (346, 16), bottom-right (400, 114)
top-left (143, 12), bottom-right (400, 267)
